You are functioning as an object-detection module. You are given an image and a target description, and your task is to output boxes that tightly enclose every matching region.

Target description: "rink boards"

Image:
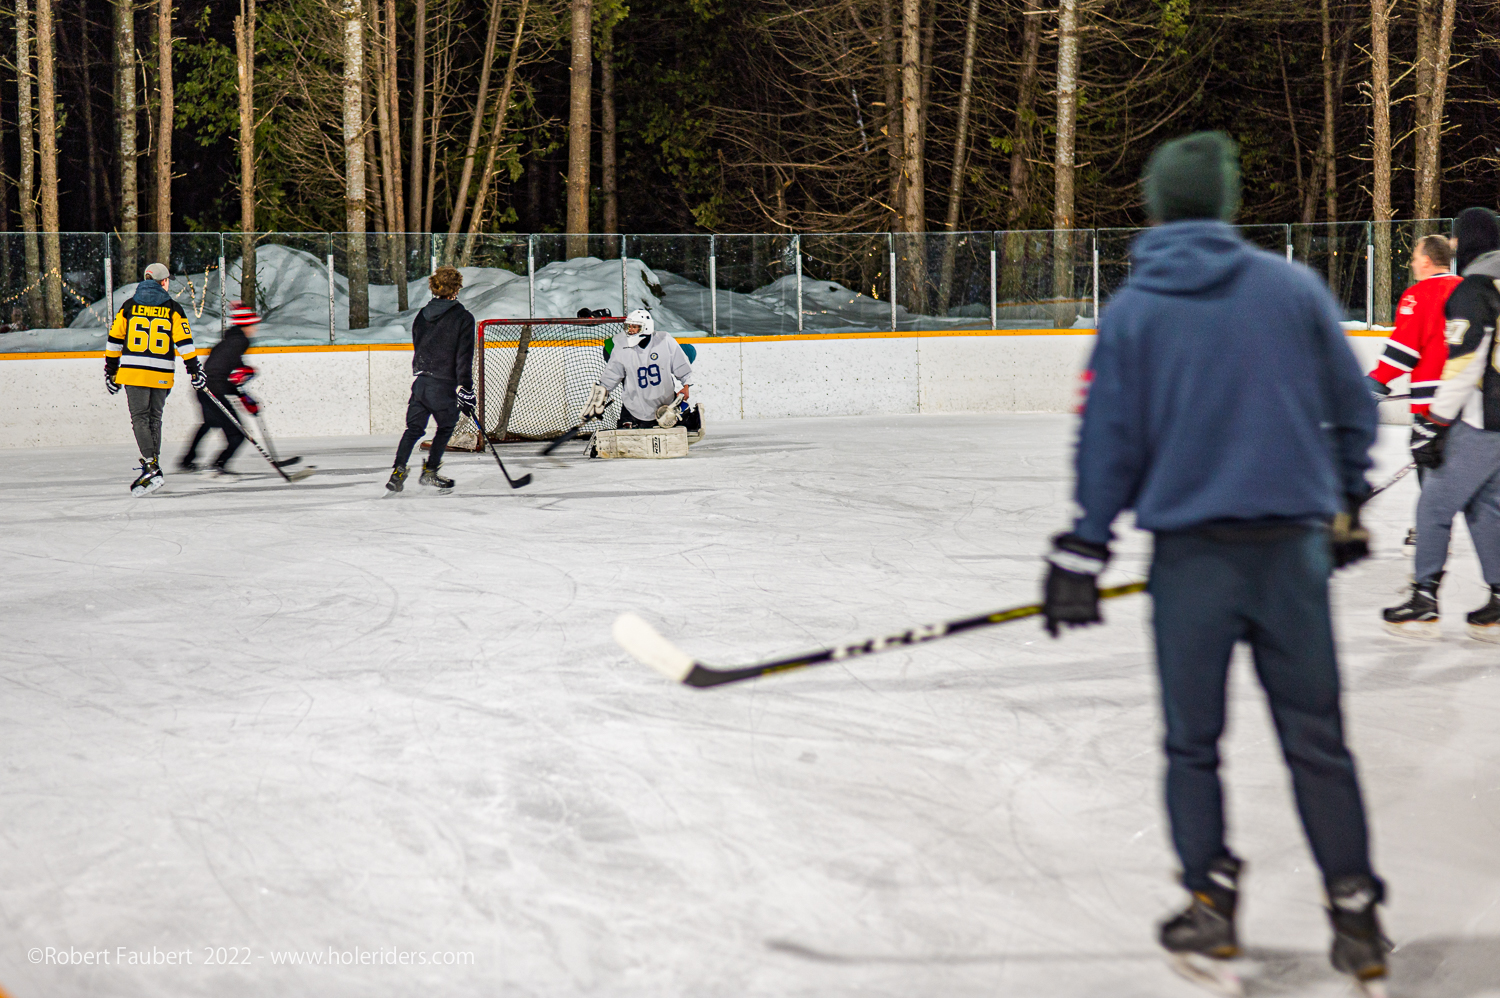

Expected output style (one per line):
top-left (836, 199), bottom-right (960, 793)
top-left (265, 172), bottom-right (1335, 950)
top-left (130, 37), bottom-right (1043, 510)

top-left (0, 329), bottom-right (1393, 449)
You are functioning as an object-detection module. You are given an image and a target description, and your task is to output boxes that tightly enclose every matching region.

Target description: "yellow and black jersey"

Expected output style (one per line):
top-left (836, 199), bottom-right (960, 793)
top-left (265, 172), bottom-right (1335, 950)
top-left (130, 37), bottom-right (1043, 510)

top-left (105, 297), bottom-right (199, 389)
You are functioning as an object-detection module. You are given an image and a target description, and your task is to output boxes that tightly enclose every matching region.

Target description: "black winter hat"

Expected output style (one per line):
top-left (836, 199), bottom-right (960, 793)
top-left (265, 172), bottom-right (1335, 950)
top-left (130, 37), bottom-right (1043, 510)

top-left (1453, 207), bottom-right (1500, 275)
top-left (1142, 131), bottom-right (1242, 224)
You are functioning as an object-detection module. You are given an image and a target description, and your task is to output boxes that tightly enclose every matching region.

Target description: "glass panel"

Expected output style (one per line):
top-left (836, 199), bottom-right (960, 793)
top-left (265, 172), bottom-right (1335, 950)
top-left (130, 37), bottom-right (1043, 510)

top-left (1291, 221), bottom-right (1371, 324)
top-left (625, 234), bottom-right (713, 334)
top-left (227, 232), bottom-right (334, 346)
top-left (104, 232), bottom-right (227, 343)
top-left (995, 228), bottom-right (1096, 329)
top-left (441, 233), bottom-right (531, 321)
top-left (799, 232), bottom-right (894, 333)
top-left (709, 233), bottom-right (799, 336)
top-left (528, 234), bottom-right (636, 320)
top-left (1370, 218), bottom-right (1452, 327)
top-left (0, 232), bottom-right (110, 353)
top-left (891, 231), bottom-right (994, 330)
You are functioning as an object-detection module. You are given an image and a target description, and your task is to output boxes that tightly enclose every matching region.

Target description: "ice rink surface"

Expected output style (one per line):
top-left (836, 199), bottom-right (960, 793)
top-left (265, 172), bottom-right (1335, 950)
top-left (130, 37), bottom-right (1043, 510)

top-left (2, 413), bottom-right (1497, 998)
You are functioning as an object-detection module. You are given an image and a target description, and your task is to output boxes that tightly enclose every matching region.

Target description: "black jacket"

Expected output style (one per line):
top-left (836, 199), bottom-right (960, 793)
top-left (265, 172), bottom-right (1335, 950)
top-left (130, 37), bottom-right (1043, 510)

top-left (1436, 252), bottom-right (1500, 430)
top-left (411, 297), bottom-right (475, 390)
top-left (204, 327), bottom-right (250, 395)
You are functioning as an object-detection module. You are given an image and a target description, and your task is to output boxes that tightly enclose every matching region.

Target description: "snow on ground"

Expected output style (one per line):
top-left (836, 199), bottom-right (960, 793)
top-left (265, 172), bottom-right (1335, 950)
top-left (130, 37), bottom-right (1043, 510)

top-left (2, 414), bottom-right (1496, 997)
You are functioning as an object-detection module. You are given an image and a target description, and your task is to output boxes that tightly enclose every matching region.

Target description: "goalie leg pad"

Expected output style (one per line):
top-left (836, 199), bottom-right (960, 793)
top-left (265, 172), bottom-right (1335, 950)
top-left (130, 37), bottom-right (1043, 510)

top-left (594, 427), bottom-right (690, 459)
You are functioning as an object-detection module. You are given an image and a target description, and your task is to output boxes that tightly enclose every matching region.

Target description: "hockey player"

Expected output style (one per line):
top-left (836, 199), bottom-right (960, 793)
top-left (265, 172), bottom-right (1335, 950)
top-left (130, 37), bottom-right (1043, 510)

top-left (1384, 207), bottom-right (1500, 641)
top-left (386, 266), bottom-right (476, 493)
top-left (104, 262), bottom-right (206, 495)
top-left (581, 309), bottom-right (700, 433)
top-left (1041, 133), bottom-right (1388, 993)
top-left (180, 300), bottom-right (260, 476)
top-left (1367, 233), bottom-right (1461, 422)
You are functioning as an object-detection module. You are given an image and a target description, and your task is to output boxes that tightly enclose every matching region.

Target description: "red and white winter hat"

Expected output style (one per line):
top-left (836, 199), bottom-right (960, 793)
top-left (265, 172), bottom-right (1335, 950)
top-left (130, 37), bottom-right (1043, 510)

top-left (229, 300), bottom-right (262, 327)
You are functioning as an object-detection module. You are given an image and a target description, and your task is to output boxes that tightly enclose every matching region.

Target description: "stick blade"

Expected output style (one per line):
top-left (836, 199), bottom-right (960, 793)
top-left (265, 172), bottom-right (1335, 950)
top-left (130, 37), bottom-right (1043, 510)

top-left (613, 613), bottom-right (697, 683)
top-left (509, 473), bottom-right (533, 489)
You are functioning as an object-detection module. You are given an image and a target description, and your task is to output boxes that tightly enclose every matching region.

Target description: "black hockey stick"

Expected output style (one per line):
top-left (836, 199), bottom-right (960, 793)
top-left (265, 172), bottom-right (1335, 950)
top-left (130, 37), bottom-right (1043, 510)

top-left (1375, 393), bottom-right (1411, 402)
top-left (1368, 461), bottom-right (1416, 499)
top-left (464, 405), bottom-right (531, 488)
top-left (614, 580), bottom-right (1149, 688)
top-left (539, 423), bottom-right (587, 456)
top-left (200, 389), bottom-right (313, 483)
top-left (238, 404), bottom-right (301, 467)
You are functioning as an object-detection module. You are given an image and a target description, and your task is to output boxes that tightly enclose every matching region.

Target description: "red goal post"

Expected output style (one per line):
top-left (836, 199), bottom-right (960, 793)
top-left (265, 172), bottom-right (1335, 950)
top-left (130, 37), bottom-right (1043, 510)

top-left (448, 316), bottom-right (627, 450)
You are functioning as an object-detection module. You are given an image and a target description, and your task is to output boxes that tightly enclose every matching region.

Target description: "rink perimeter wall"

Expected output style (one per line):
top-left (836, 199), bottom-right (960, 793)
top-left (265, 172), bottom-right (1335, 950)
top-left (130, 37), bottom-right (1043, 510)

top-left (0, 331), bottom-right (1394, 449)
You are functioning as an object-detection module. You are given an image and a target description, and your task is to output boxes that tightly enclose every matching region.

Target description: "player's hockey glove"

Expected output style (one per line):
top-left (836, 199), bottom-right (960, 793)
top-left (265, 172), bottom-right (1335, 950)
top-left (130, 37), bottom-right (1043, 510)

top-left (1042, 533), bottom-right (1110, 638)
top-left (582, 384), bottom-right (609, 421)
top-left (1330, 491), bottom-right (1372, 569)
top-left (1366, 375), bottom-right (1391, 402)
top-left (189, 370), bottom-right (208, 392)
top-left (229, 365), bottom-right (257, 387)
top-left (105, 370), bottom-right (121, 395)
top-left (456, 385), bottom-right (477, 415)
top-left (1410, 412), bottom-right (1451, 470)
top-left (239, 391), bottom-right (261, 416)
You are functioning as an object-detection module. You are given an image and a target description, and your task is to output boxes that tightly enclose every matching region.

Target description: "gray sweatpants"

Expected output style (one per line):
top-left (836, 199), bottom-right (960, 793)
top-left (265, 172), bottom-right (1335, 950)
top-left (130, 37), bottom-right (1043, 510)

top-left (125, 386), bottom-right (169, 460)
top-left (1415, 420), bottom-right (1500, 585)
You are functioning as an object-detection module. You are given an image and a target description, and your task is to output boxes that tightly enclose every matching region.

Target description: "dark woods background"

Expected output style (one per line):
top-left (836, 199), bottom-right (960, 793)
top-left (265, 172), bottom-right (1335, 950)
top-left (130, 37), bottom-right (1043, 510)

top-left (3, 0), bottom-right (1498, 237)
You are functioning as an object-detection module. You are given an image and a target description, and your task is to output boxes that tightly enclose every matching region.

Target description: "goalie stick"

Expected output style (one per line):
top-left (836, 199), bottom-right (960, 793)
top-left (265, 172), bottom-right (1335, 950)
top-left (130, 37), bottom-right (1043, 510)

top-left (199, 389), bottom-right (314, 483)
top-left (614, 581), bottom-right (1149, 688)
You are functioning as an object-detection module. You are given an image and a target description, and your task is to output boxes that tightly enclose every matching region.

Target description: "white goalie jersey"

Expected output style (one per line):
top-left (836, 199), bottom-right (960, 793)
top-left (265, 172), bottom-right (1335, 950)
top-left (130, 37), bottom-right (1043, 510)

top-left (599, 330), bottom-right (694, 421)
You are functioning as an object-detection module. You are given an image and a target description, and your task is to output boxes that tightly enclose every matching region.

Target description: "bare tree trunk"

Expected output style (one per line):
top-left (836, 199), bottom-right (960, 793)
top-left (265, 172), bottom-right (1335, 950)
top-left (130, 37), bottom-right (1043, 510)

top-left (425, 16), bottom-right (450, 238)
top-left (0, 96), bottom-right (9, 294)
top-left (898, 0), bottom-right (922, 234)
top-left (1002, 0), bottom-right (1042, 300)
top-left (115, 0), bottom-right (137, 283)
top-left (1371, 0), bottom-right (1393, 324)
top-left (881, 0), bottom-right (902, 231)
top-left (154, 0), bottom-right (173, 262)
top-left (235, 0), bottom-right (256, 307)
top-left (443, 0), bottom-right (501, 263)
top-left (37, 0), bottom-right (62, 327)
top-left (366, 106), bottom-right (386, 276)
top-left (72, 18), bottom-right (102, 231)
top-left (936, 0), bottom-right (980, 314)
top-left (600, 16), bottom-right (617, 244)
top-left (1413, 0), bottom-right (1456, 221)
top-left (1277, 36), bottom-right (1306, 217)
top-left (916, 0), bottom-right (934, 184)
top-left (1320, 0), bottom-right (1338, 290)
top-left (342, 0), bottom-right (368, 329)
top-left (18, 0), bottom-right (43, 323)
top-left (565, 0), bottom-right (591, 257)
top-left (384, 0), bottom-right (406, 307)
top-left (1052, 0), bottom-right (1079, 328)
top-left (407, 0), bottom-right (426, 234)
top-left (370, 0), bottom-right (398, 298)
top-left (462, 0), bottom-right (529, 265)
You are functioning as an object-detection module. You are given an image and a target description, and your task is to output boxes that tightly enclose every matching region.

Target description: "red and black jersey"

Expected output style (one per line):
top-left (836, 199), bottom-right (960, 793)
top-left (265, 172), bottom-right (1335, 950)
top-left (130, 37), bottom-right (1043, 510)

top-left (1368, 273), bottom-right (1461, 416)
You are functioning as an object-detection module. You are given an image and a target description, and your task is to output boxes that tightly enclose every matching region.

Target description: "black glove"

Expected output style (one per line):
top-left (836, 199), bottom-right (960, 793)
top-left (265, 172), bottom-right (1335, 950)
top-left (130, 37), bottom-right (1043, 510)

top-left (186, 360), bottom-right (207, 392)
top-left (1330, 492), bottom-right (1371, 569)
top-left (1411, 413), bottom-right (1451, 469)
top-left (1042, 533), bottom-right (1110, 638)
top-left (456, 385), bottom-right (477, 414)
top-left (1366, 375), bottom-right (1391, 402)
top-left (105, 370), bottom-right (121, 395)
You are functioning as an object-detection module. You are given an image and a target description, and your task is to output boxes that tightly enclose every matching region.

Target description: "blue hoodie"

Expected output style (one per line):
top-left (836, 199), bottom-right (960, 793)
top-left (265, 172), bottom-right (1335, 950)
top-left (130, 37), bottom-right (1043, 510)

top-left (1072, 220), bottom-right (1376, 544)
top-left (132, 279), bottom-right (172, 306)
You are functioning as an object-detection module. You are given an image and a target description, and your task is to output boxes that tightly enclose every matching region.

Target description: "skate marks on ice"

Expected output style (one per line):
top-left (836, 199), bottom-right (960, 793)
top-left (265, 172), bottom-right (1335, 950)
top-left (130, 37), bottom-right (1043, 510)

top-left (767, 938), bottom-right (1159, 966)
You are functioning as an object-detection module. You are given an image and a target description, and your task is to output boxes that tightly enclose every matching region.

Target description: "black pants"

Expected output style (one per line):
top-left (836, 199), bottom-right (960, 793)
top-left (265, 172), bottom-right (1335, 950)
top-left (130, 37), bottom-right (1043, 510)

top-left (616, 410), bottom-right (659, 430)
top-left (394, 375), bottom-right (459, 468)
top-left (1150, 526), bottom-right (1374, 893)
top-left (182, 390), bottom-right (246, 468)
top-left (125, 386), bottom-right (169, 460)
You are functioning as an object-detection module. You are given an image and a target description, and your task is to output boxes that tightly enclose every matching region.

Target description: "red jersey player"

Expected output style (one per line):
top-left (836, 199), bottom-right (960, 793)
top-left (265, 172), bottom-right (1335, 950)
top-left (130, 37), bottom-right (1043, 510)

top-left (1367, 233), bottom-right (1461, 416)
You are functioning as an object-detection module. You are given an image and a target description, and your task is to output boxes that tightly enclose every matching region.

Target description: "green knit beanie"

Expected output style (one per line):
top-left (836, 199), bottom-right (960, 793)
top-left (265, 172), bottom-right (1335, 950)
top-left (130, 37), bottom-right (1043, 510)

top-left (1142, 131), bottom-right (1242, 223)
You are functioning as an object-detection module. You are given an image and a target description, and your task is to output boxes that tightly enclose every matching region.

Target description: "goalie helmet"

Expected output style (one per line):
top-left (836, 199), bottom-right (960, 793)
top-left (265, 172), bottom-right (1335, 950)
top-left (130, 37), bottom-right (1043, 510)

top-left (625, 308), bottom-right (655, 345)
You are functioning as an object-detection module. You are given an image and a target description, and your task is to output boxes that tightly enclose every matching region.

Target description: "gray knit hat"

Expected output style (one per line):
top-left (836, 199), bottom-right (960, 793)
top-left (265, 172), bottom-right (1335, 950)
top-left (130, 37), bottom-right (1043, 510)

top-left (1142, 132), bottom-right (1242, 224)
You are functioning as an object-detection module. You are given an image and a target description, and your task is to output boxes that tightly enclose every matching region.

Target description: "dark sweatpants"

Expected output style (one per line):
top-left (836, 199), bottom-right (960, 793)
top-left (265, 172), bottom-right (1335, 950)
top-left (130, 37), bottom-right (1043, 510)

top-left (1149, 526), bottom-right (1374, 893)
top-left (182, 390), bottom-right (246, 468)
top-left (394, 375), bottom-right (459, 469)
top-left (125, 386), bottom-right (169, 459)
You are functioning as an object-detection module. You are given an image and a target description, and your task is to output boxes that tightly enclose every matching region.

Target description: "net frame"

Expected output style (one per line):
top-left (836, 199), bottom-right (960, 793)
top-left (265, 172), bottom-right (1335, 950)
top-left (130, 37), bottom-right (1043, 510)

top-left (451, 316), bottom-right (626, 449)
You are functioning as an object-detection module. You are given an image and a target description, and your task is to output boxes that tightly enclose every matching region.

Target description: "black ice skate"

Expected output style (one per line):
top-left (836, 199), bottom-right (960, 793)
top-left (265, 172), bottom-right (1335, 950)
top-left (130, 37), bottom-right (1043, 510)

top-left (420, 461), bottom-right (454, 491)
top-left (1467, 585), bottom-right (1500, 643)
top-left (1382, 578), bottom-right (1440, 638)
top-left (1403, 527), bottom-right (1416, 547)
top-left (385, 465), bottom-right (408, 494)
top-left (130, 458), bottom-right (164, 497)
top-left (1327, 874), bottom-right (1390, 997)
top-left (1161, 856), bottom-right (1244, 996)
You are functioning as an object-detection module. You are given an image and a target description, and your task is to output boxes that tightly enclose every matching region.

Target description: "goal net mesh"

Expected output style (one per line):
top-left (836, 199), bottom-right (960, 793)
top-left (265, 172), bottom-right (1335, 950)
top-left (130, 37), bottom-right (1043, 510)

top-left (449, 317), bottom-right (625, 449)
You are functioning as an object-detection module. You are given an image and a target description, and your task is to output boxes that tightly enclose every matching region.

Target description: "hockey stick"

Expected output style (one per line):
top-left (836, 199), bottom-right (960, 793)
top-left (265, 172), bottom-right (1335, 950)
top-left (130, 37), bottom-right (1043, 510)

top-left (1368, 462), bottom-right (1416, 499)
top-left (199, 389), bottom-right (313, 483)
top-left (615, 580), bottom-right (1149, 688)
top-left (464, 405), bottom-right (532, 488)
top-left (238, 404), bottom-right (301, 467)
top-left (539, 422), bottom-right (588, 456)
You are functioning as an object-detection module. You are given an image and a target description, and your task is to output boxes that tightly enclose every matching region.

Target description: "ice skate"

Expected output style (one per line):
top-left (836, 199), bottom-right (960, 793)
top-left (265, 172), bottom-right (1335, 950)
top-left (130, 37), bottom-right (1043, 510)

top-left (420, 461), bottom-right (454, 491)
top-left (176, 459), bottom-right (200, 474)
top-left (1160, 856), bottom-right (1244, 997)
top-left (385, 465), bottom-right (408, 494)
top-left (129, 458), bottom-right (164, 497)
top-left (1382, 579), bottom-right (1440, 638)
top-left (208, 465), bottom-right (242, 480)
top-left (1467, 585), bottom-right (1500, 643)
top-left (1327, 875), bottom-right (1390, 997)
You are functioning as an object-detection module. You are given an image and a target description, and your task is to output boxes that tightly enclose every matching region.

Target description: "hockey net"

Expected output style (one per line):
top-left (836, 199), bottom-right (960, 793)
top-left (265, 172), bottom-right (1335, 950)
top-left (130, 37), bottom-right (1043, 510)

top-left (448, 317), bottom-right (625, 449)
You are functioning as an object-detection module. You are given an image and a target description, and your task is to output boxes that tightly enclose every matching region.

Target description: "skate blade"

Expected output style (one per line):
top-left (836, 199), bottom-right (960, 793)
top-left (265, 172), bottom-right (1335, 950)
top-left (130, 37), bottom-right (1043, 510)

top-left (1468, 623), bottom-right (1500, 644)
top-left (131, 478), bottom-right (165, 497)
top-left (1382, 620), bottom-right (1440, 639)
top-left (1166, 953), bottom-right (1244, 997)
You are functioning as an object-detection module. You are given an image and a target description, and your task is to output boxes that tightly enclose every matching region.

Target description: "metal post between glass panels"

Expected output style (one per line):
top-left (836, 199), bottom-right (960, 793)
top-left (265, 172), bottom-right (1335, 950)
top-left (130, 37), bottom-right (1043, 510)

top-left (326, 253), bottom-right (335, 343)
top-left (620, 254), bottom-right (628, 316)
top-left (527, 236), bottom-right (535, 319)
top-left (1092, 244), bottom-right (1100, 324)
top-left (219, 251), bottom-right (227, 333)
top-left (888, 250), bottom-right (896, 331)
top-left (708, 236), bottom-right (717, 335)
top-left (794, 235), bottom-right (803, 333)
top-left (989, 249), bottom-right (996, 329)
top-left (1366, 240), bottom-right (1373, 329)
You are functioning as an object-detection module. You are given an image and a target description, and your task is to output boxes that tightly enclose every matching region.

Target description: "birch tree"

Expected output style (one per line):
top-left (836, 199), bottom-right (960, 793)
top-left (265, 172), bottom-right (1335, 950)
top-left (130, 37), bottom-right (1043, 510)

top-left (935, 0), bottom-right (981, 313)
top-left (155, 0), bottom-right (174, 261)
top-left (37, 0), bottom-right (63, 327)
top-left (115, 0), bottom-right (138, 283)
top-left (407, 0), bottom-right (427, 234)
top-left (17, 0), bottom-right (43, 323)
top-left (462, 0), bottom-right (530, 264)
top-left (342, 0), bottom-right (368, 329)
top-left (383, 0), bottom-right (406, 308)
top-left (1052, 0), bottom-right (1080, 327)
top-left (444, 0), bottom-right (502, 263)
top-left (565, 0), bottom-right (591, 256)
top-left (1371, 0), bottom-right (1392, 323)
top-left (1413, 0), bottom-right (1457, 222)
top-left (236, 0), bottom-right (257, 306)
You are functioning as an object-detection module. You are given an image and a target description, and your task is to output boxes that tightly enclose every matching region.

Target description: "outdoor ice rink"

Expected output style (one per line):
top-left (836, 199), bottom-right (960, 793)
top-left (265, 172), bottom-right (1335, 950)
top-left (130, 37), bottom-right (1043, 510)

top-left (3, 412), bottom-right (1497, 998)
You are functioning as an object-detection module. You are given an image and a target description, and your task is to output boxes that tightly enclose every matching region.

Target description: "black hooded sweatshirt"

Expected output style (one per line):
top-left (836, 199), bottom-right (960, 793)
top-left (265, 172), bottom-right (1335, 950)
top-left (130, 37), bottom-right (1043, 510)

top-left (411, 297), bottom-right (475, 391)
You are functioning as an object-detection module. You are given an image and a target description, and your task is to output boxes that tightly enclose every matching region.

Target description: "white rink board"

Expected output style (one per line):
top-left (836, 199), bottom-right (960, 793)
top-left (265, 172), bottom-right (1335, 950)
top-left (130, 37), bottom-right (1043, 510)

top-left (740, 337), bottom-right (920, 419)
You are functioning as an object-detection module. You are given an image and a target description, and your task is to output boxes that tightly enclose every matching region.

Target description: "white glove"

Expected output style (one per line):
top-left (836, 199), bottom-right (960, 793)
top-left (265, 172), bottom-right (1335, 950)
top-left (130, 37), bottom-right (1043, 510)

top-left (582, 384), bottom-right (609, 420)
top-left (655, 391), bottom-right (687, 428)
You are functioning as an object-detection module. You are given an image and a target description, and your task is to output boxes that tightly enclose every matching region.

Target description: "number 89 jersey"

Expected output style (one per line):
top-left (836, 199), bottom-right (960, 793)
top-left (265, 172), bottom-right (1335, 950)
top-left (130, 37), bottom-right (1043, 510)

top-left (106, 297), bottom-right (197, 389)
top-left (599, 331), bottom-right (694, 421)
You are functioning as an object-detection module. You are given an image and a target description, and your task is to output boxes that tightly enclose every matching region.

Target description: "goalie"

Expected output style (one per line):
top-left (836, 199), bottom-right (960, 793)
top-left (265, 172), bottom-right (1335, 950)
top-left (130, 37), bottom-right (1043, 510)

top-left (582, 309), bottom-right (702, 435)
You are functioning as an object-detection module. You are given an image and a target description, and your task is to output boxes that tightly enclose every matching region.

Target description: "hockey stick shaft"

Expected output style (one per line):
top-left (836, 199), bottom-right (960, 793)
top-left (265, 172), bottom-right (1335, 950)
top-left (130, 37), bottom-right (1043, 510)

top-left (465, 405), bottom-right (531, 488)
top-left (618, 581), bottom-right (1148, 689)
top-left (201, 388), bottom-right (293, 482)
top-left (1368, 462), bottom-right (1416, 499)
